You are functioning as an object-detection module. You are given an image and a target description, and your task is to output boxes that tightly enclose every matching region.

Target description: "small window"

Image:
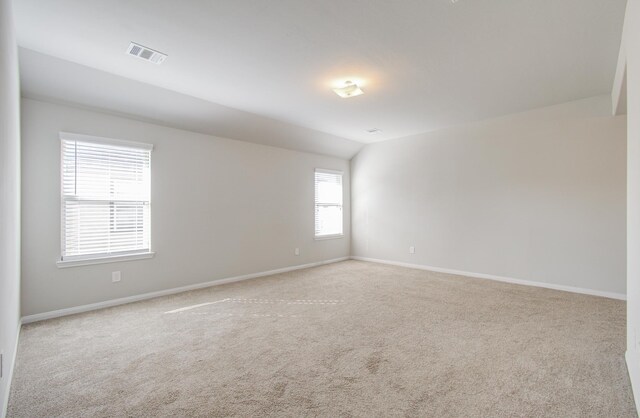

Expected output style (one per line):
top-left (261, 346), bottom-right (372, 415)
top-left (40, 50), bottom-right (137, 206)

top-left (60, 132), bottom-right (152, 264)
top-left (314, 169), bottom-right (343, 239)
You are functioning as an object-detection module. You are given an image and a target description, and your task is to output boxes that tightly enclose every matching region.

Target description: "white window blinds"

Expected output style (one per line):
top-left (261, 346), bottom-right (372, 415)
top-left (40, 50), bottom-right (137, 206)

top-left (315, 169), bottom-right (343, 238)
top-left (60, 133), bottom-right (152, 261)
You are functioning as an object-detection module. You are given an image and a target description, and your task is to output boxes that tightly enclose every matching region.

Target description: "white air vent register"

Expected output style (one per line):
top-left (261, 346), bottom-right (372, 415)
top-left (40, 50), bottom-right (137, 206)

top-left (127, 42), bottom-right (167, 64)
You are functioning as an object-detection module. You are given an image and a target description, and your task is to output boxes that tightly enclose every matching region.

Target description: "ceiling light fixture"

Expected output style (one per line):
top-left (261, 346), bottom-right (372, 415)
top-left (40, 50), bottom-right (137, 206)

top-left (333, 81), bottom-right (364, 98)
top-left (366, 128), bottom-right (382, 134)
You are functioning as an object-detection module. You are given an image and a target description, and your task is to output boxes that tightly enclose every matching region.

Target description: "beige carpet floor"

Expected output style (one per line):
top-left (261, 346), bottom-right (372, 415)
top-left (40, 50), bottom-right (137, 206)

top-left (7, 260), bottom-right (636, 417)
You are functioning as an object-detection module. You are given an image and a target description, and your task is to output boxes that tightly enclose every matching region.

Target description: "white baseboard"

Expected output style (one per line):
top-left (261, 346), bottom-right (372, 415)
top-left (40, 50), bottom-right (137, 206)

top-left (1, 320), bottom-right (21, 418)
top-left (21, 255), bottom-right (625, 324)
top-left (351, 256), bottom-right (626, 300)
top-left (626, 350), bottom-right (640, 413)
top-left (21, 257), bottom-right (349, 324)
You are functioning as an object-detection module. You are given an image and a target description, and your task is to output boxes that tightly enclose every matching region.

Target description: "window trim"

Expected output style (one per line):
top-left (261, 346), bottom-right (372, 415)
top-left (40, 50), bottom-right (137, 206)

top-left (314, 168), bottom-right (344, 239)
top-left (59, 132), bottom-right (154, 267)
top-left (314, 233), bottom-right (344, 241)
top-left (59, 132), bottom-right (154, 151)
top-left (57, 251), bottom-right (155, 268)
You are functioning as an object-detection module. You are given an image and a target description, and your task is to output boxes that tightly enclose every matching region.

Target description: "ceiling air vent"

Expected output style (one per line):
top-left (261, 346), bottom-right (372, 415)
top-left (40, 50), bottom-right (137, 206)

top-left (127, 42), bottom-right (167, 64)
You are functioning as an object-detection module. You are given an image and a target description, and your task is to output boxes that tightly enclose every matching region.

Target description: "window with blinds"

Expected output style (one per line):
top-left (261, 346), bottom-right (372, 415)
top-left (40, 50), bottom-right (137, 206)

top-left (314, 169), bottom-right (343, 238)
top-left (60, 133), bottom-right (152, 262)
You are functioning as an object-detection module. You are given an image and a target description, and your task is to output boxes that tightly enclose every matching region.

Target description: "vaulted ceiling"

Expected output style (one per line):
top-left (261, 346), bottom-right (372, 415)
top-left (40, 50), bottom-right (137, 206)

top-left (15, 0), bottom-right (627, 157)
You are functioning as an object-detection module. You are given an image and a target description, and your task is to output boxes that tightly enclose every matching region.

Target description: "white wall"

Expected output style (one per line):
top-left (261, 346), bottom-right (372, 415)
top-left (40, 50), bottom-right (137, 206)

top-left (624, 0), bottom-right (640, 406)
top-left (0, 0), bottom-right (21, 415)
top-left (21, 98), bottom-right (350, 317)
top-left (351, 95), bottom-right (626, 295)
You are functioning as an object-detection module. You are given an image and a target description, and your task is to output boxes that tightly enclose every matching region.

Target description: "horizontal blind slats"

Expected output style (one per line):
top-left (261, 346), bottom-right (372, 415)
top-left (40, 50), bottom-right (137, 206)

top-left (62, 137), bottom-right (151, 259)
top-left (314, 169), bottom-right (343, 237)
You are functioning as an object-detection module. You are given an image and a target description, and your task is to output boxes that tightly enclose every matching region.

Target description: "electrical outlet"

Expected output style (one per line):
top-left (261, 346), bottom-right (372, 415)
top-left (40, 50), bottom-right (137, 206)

top-left (294, 248), bottom-right (300, 256)
top-left (409, 246), bottom-right (415, 254)
top-left (112, 271), bottom-right (121, 283)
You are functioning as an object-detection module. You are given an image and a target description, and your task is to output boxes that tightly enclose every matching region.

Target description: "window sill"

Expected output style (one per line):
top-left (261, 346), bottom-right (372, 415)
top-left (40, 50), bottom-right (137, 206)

top-left (57, 252), bottom-right (155, 268)
top-left (314, 234), bottom-right (344, 241)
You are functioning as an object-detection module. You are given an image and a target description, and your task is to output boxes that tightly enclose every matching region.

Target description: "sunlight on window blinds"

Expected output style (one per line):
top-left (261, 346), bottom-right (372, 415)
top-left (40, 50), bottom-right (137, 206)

top-left (314, 169), bottom-right (343, 237)
top-left (61, 135), bottom-right (152, 260)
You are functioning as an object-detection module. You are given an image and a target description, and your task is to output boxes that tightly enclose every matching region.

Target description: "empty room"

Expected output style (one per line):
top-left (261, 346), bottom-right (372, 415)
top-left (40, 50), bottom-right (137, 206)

top-left (1, 0), bottom-right (640, 416)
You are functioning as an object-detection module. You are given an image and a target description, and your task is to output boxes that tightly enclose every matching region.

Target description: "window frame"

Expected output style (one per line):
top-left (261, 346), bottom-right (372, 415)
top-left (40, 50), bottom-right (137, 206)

top-left (314, 168), bottom-right (344, 240)
top-left (56, 132), bottom-right (155, 268)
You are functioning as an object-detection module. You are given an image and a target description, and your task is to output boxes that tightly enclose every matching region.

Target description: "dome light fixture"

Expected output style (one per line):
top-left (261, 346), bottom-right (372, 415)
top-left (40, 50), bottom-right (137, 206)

top-left (332, 81), bottom-right (364, 98)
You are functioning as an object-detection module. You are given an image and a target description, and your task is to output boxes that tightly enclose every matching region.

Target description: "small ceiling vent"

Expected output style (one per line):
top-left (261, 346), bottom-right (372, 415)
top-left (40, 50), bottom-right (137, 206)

top-left (127, 42), bottom-right (167, 64)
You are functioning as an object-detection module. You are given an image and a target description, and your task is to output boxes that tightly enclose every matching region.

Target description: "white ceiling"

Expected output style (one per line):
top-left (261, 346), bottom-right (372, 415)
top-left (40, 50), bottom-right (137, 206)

top-left (15, 0), bottom-right (627, 148)
top-left (19, 49), bottom-right (363, 159)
